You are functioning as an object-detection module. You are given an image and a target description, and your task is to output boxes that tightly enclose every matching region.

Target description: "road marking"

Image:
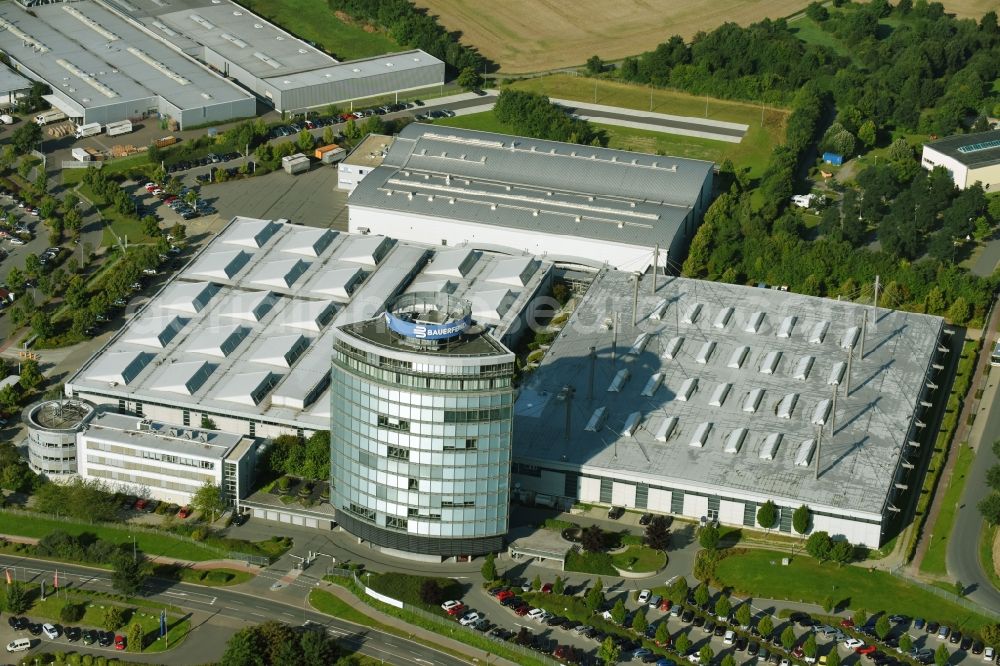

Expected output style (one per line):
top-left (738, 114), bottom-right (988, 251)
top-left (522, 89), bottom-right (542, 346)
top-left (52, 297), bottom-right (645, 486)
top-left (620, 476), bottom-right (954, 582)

top-left (415, 659), bottom-right (434, 665)
top-left (164, 592), bottom-right (186, 597)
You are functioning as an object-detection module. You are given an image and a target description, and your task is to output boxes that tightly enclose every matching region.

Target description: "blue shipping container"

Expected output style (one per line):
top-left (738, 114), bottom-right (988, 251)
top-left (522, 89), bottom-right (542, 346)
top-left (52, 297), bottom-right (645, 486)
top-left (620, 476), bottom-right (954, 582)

top-left (822, 152), bottom-right (844, 166)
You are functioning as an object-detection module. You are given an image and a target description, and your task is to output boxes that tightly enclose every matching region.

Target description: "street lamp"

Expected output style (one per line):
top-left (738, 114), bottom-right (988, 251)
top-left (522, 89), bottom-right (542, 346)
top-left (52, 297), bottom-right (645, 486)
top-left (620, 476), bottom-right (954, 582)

top-left (129, 535), bottom-right (136, 563)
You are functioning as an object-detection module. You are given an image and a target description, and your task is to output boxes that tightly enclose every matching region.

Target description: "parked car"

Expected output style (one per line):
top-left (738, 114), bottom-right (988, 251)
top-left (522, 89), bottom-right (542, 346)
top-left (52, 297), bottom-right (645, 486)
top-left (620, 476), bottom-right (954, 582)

top-left (441, 600), bottom-right (463, 613)
top-left (608, 506), bottom-right (625, 519)
top-left (459, 611), bottom-right (482, 627)
top-left (41, 624), bottom-right (60, 640)
top-left (177, 506), bottom-right (192, 519)
top-left (639, 513), bottom-right (653, 525)
top-left (638, 589), bottom-right (651, 604)
top-left (845, 639), bottom-right (865, 649)
top-left (115, 634), bottom-right (126, 650)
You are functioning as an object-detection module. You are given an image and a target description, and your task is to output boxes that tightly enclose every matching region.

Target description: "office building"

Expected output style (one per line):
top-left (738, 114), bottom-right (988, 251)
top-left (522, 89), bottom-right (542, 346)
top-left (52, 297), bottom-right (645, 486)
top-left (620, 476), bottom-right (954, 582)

top-left (922, 129), bottom-right (1000, 191)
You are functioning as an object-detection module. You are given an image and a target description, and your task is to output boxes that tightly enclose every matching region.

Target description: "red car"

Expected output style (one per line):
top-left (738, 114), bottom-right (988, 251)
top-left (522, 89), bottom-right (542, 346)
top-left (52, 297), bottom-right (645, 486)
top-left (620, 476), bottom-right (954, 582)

top-left (541, 583), bottom-right (553, 593)
top-left (793, 647), bottom-right (805, 658)
top-left (134, 498), bottom-right (148, 510)
top-left (163, 195), bottom-right (178, 204)
top-left (840, 619), bottom-right (855, 629)
top-left (659, 599), bottom-right (672, 612)
top-left (177, 506), bottom-right (192, 519)
top-left (856, 646), bottom-right (877, 656)
top-left (114, 634), bottom-right (126, 650)
top-left (446, 603), bottom-right (466, 616)
top-left (496, 589), bottom-right (515, 602)
top-left (514, 605), bottom-right (530, 616)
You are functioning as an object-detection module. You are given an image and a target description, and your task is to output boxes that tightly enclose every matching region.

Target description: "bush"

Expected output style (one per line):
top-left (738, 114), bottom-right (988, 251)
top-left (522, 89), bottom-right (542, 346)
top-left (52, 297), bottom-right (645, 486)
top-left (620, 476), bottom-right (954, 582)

top-left (60, 601), bottom-right (85, 623)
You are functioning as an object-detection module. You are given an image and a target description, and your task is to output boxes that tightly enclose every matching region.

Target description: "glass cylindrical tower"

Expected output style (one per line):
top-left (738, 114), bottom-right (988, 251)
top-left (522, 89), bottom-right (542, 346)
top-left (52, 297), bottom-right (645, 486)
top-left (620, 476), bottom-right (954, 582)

top-left (330, 292), bottom-right (515, 558)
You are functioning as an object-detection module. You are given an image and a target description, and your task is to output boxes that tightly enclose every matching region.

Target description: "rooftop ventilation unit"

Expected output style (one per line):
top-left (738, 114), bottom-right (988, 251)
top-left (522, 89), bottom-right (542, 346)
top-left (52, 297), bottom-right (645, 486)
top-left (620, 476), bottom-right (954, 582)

top-left (63, 5), bottom-right (118, 41)
top-left (759, 432), bottom-right (782, 460)
top-left (689, 422), bottom-right (712, 448)
top-left (841, 325), bottom-right (861, 350)
top-left (649, 299), bottom-right (668, 321)
top-left (608, 368), bottom-right (630, 392)
top-left (654, 416), bottom-right (678, 442)
top-left (126, 48), bottom-right (190, 85)
top-left (724, 428), bottom-right (748, 454)
top-left (56, 59), bottom-right (119, 97)
top-left (777, 315), bottom-right (796, 338)
top-left (641, 372), bottom-right (663, 397)
top-left (744, 311), bottom-right (765, 333)
top-left (628, 333), bottom-right (650, 356)
top-left (253, 51), bottom-right (284, 69)
top-left (677, 377), bottom-right (697, 401)
top-left (713, 306), bottom-right (734, 329)
top-left (795, 438), bottom-right (817, 467)
top-left (776, 393), bottom-right (798, 419)
top-left (792, 356), bottom-right (814, 381)
top-left (708, 382), bottom-right (731, 407)
top-left (189, 14), bottom-right (217, 30)
top-left (743, 388), bottom-right (764, 413)
top-left (809, 320), bottom-right (830, 344)
top-left (682, 303), bottom-right (702, 324)
top-left (662, 336), bottom-right (683, 360)
top-left (811, 399), bottom-right (832, 426)
top-left (584, 406), bottom-right (607, 432)
top-left (695, 340), bottom-right (716, 364)
top-left (759, 350), bottom-right (781, 374)
top-left (828, 361), bottom-right (846, 386)
top-left (220, 32), bottom-right (249, 48)
top-left (152, 20), bottom-right (177, 37)
top-left (727, 346), bottom-right (749, 369)
top-left (621, 411), bottom-right (642, 437)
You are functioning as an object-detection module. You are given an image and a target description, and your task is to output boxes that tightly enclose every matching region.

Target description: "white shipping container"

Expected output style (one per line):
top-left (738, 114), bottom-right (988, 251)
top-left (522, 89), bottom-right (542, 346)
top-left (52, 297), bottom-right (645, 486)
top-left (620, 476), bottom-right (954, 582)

top-left (75, 122), bottom-right (102, 138)
top-left (106, 120), bottom-right (133, 137)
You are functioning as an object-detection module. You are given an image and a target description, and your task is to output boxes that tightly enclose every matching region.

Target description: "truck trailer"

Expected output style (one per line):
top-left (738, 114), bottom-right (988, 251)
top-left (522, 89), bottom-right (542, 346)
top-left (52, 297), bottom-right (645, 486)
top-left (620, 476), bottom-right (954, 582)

top-left (106, 120), bottom-right (133, 137)
top-left (34, 110), bottom-right (67, 125)
top-left (74, 122), bottom-right (102, 139)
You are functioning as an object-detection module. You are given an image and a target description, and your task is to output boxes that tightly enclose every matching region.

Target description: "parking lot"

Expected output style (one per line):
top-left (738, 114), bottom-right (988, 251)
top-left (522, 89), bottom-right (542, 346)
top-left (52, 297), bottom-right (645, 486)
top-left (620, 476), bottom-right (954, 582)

top-left (2, 615), bottom-right (134, 658)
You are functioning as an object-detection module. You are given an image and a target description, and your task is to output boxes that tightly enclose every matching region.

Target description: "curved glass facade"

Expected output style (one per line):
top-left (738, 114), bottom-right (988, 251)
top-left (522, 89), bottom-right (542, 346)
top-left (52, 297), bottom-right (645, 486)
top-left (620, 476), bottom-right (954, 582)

top-left (330, 320), bottom-right (515, 557)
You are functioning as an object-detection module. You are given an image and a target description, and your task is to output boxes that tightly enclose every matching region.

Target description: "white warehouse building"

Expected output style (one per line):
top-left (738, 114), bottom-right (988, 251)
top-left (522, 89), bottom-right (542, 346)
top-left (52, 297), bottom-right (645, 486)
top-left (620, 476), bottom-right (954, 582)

top-left (347, 124), bottom-right (714, 271)
top-left (921, 129), bottom-right (1000, 192)
top-left (511, 271), bottom-right (946, 548)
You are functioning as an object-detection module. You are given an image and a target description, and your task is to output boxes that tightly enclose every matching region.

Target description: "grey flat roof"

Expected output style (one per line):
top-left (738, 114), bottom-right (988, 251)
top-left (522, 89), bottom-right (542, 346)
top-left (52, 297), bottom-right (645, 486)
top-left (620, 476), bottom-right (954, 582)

top-left (925, 129), bottom-right (1000, 169)
top-left (0, 65), bottom-right (30, 96)
top-left (348, 124), bottom-right (713, 248)
top-left (0, 1), bottom-right (250, 111)
top-left (67, 217), bottom-right (547, 429)
top-left (85, 411), bottom-right (244, 459)
top-left (513, 271), bottom-right (943, 517)
top-left (127, 0), bottom-right (442, 91)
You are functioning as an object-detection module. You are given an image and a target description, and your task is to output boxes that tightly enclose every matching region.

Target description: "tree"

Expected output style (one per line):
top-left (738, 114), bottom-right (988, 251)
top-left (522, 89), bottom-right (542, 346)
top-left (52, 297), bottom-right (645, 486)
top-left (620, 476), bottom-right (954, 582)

top-left (792, 505), bottom-right (810, 534)
top-left (599, 635), bottom-right (621, 665)
top-left (852, 609), bottom-right (868, 627)
top-left (858, 120), bottom-right (877, 149)
top-left (675, 632), bottom-right (691, 655)
top-left (781, 625), bottom-right (797, 650)
top-left (899, 634), bottom-right (913, 654)
top-left (582, 525), bottom-right (604, 552)
top-left (735, 603), bottom-right (752, 628)
top-left (757, 501), bottom-right (777, 529)
top-left (4, 581), bottom-right (28, 614)
top-left (455, 66), bottom-right (484, 91)
top-left (699, 523), bottom-right (720, 550)
top-left (954, 580), bottom-right (964, 597)
top-left (982, 624), bottom-right (1000, 647)
top-left (699, 645), bottom-right (715, 665)
top-left (586, 55), bottom-right (604, 75)
top-left (611, 598), bottom-right (627, 625)
top-left (806, 531), bottom-right (833, 561)
top-left (111, 549), bottom-right (147, 597)
top-left (103, 606), bottom-right (125, 632)
top-left (192, 480), bottom-right (225, 522)
top-left (875, 614), bottom-right (891, 639)
top-left (419, 579), bottom-right (442, 605)
top-left (553, 576), bottom-right (565, 595)
top-left (128, 621), bottom-right (143, 652)
top-left (295, 129), bottom-right (314, 153)
top-left (827, 647), bottom-right (841, 666)
top-left (480, 552), bottom-right (496, 582)
top-left (19, 360), bottom-right (43, 392)
top-left (631, 607), bottom-right (647, 634)
top-left (694, 582), bottom-right (710, 608)
top-left (531, 573), bottom-right (542, 591)
top-left (758, 615), bottom-right (774, 639)
top-left (804, 633), bottom-right (818, 658)
top-left (141, 214), bottom-right (159, 237)
top-left (11, 122), bottom-right (41, 155)
top-left (980, 493), bottom-right (1000, 524)
top-left (888, 138), bottom-right (913, 162)
top-left (655, 620), bottom-right (671, 646)
top-left (947, 297), bottom-right (971, 325)
top-left (830, 540), bottom-right (855, 564)
top-left (220, 627), bottom-right (264, 666)
top-left (60, 601), bottom-right (84, 623)
top-left (935, 643), bottom-right (949, 666)
top-left (585, 578), bottom-right (604, 613)
top-left (645, 515), bottom-right (671, 551)
top-left (299, 628), bottom-right (337, 665)
top-left (721, 655), bottom-right (736, 666)
top-left (667, 575), bottom-right (689, 605)
top-left (322, 126), bottom-right (335, 145)
top-left (715, 595), bottom-right (731, 620)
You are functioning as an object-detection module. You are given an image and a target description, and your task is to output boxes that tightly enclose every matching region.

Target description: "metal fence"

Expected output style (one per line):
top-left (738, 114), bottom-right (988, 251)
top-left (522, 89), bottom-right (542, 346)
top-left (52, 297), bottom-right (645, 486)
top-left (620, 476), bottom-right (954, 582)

top-left (888, 567), bottom-right (1000, 621)
top-left (227, 552), bottom-right (270, 567)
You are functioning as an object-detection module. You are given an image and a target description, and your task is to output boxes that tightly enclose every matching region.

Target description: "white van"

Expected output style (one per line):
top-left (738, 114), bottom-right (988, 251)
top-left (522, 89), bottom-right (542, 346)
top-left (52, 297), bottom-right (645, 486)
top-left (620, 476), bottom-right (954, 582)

top-left (6, 638), bottom-right (31, 652)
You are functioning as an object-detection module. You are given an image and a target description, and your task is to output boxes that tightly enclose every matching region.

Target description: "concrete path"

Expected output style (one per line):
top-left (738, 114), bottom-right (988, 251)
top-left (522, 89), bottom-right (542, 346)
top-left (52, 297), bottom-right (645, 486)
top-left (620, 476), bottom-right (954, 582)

top-left (551, 98), bottom-right (747, 143)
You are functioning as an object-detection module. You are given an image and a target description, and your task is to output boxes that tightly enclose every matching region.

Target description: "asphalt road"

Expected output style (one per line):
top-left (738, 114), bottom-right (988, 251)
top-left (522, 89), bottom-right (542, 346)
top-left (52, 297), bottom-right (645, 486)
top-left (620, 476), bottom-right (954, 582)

top-left (0, 554), bottom-right (467, 666)
top-left (948, 366), bottom-right (1000, 610)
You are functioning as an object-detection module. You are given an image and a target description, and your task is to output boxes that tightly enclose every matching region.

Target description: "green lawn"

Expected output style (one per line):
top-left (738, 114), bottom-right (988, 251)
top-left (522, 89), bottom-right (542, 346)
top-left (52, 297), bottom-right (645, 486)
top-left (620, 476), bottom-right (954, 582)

top-left (920, 443), bottom-right (975, 576)
top-left (0, 512), bottom-right (222, 562)
top-left (74, 182), bottom-right (157, 248)
top-left (432, 112), bottom-right (516, 135)
top-left (365, 572), bottom-right (462, 614)
top-left (240, 0), bottom-right (399, 61)
top-left (150, 564), bottom-right (254, 587)
top-left (980, 523), bottom-right (1000, 593)
top-left (788, 17), bottom-right (856, 61)
top-left (310, 588), bottom-right (380, 626)
top-left (715, 549), bottom-right (996, 633)
top-left (611, 545), bottom-right (667, 573)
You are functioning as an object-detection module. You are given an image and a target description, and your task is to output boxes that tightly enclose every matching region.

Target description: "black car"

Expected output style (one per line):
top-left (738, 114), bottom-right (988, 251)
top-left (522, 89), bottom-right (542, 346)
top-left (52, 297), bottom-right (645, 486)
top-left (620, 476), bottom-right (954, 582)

top-left (950, 631), bottom-right (962, 645)
top-left (681, 610), bottom-right (694, 623)
top-left (82, 629), bottom-right (97, 645)
top-left (487, 586), bottom-right (504, 596)
top-left (98, 631), bottom-right (114, 647)
top-left (642, 653), bottom-right (661, 664)
top-left (562, 619), bottom-right (579, 630)
top-left (6, 616), bottom-right (18, 629)
top-left (888, 615), bottom-right (909, 624)
top-left (916, 655), bottom-right (934, 665)
top-left (639, 513), bottom-right (653, 525)
top-left (714, 623), bottom-right (727, 636)
top-left (960, 637), bottom-right (973, 651)
top-left (607, 506), bottom-right (625, 520)
top-left (926, 621), bottom-right (940, 634)
top-left (28, 623), bottom-right (42, 636)
top-left (500, 596), bottom-right (519, 608)
top-left (736, 637), bottom-right (748, 651)
top-left (65, 626), bottom-right (81, 642)
top-left (584, 627), bottom-right (598, 639)
top-left (748, 642), bottom-right (760, 656)
top-left (693, 616), bottom-right (706, 628)
top-left (547, 615), bottom-right (564, 627)
top-left (972, 641), bottom-right (984, 655)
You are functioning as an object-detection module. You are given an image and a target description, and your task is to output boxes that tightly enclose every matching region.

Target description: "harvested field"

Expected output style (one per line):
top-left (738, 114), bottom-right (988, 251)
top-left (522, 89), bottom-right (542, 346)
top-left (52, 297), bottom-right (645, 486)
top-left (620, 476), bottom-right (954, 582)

top-left (414, 0), bottom-right (812, 73)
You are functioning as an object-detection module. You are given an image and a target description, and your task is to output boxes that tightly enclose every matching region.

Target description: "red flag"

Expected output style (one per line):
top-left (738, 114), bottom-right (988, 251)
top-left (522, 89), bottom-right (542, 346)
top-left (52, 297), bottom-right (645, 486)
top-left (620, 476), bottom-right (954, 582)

top-left (4, 569), bottom-right (10, 585)
top-left (53, 571), bottom-right (58, 589)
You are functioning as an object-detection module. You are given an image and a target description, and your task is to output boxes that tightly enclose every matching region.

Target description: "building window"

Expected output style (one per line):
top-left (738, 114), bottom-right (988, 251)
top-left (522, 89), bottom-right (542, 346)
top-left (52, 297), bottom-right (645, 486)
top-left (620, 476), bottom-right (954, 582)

top-left (249, 421), bottom-right (256, 437)
top-left (743, 502), bottom-right (756, 527)
top-left (564, 472), bottom-right (579, 498)
top-left (599, 478), bottom-right (612, 504)
top-left (386, 516), bottom-right (408, 530)
top-left (635, 484), bottom-right (648, 510)
top-left (670, 491), bottom-right (683, 514)
top-left (346, 503), bottom-right (375, 522)
top-left (182, 410), bottom-right (190, 427)
top-left (377, 415), bottom-right (410, 431)
top-left (408, 478), bottom-right (418, 490)
top-left (135, 403), bottom-right (143, 417)
top-left (779, 507), bottom-right (792, 533)
top-left (387, 446), bottom-right (408, 460)
top-left (118, 399), bottom-right (126, 412)
top-left (465, 438), bottom-right (478, 450)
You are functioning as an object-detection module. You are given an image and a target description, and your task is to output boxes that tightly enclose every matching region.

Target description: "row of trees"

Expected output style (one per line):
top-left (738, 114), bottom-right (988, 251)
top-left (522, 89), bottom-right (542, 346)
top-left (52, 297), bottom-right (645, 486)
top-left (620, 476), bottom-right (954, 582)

top-left (327, 0), bottom-right (487, 74)
top-left (493, 90), bottom-right (607, 147)
top-left (260, 432), bottom-right (332, 481)
top-left (977, 440), bottom-right (1000, 525)
top-left (220, 620), bottom-right (340, 666)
